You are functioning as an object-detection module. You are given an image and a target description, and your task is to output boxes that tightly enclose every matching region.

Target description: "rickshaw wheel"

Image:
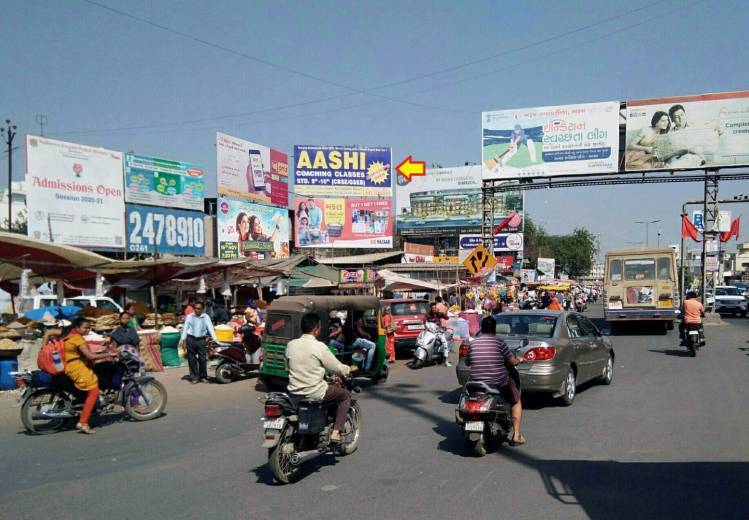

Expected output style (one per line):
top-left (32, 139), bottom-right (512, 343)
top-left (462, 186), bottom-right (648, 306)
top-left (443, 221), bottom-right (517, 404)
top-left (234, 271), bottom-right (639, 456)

top-left (372, 364), bottom-right (389, 384)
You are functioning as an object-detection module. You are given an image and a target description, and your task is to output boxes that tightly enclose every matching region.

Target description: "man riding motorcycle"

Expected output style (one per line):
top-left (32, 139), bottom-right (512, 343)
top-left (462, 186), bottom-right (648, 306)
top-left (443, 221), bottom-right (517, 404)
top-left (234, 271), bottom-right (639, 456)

top-left (679, 290), bottom-right (704, 345)
top-left (286, 313), bottom-right (357, 445)
top-left (425, 302), bottom-right (451, 367)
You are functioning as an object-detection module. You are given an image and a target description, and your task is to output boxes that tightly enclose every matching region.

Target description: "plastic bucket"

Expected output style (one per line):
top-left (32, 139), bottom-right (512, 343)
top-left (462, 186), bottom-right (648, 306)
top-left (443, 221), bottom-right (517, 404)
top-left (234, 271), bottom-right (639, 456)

top-left (0, 358), bottom-right (19, 390)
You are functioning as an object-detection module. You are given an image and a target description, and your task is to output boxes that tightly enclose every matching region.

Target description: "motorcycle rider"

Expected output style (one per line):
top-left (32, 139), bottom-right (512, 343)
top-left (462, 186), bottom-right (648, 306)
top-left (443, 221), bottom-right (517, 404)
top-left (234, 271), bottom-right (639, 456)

top-left (425, 302), bottom-right (451, 367)
top-left (680, 290), bottom-right (704, 344)
top-left (286, 313), bottom-right (357, 446)
top-left (466, 316), bottom-right (525, 445)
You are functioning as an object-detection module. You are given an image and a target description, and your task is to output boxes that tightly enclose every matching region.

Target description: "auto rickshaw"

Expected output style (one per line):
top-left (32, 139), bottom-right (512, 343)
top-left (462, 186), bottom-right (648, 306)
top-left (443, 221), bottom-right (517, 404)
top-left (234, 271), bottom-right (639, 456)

top-left (259, 296), bottom-right (389, 390)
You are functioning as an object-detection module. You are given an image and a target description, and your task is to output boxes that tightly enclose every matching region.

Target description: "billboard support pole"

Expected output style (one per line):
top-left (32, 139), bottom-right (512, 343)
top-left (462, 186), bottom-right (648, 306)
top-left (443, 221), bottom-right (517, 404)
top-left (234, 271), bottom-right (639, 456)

top-left (701, 170), bottom-right (720, 310)
top-left (1, 120), bottom-right (17, 231)
top-left (680, 202), bottom-right (687, 296)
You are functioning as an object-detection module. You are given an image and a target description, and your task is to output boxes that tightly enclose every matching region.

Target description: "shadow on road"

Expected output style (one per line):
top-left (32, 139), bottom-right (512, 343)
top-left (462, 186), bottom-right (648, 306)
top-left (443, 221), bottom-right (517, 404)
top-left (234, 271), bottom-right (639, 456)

top-left (250, 453), bottom-right (340, 486)
top-left (648, 348), bottom-right (691, 358)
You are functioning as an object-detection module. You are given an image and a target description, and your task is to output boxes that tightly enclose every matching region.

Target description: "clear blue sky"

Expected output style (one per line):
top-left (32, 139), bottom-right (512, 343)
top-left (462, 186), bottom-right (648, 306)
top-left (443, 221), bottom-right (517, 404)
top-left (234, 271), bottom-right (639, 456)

top-left (2, 0), bottom-right (749, 256)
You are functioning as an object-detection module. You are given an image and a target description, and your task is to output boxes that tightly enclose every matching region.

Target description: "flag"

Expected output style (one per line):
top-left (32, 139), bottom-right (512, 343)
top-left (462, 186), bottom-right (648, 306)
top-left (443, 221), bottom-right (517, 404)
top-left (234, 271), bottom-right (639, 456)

top-left (681, 215), bottom-right (701, 242)
top-left (493, 212), bottom-right (522, 235)
top-left (720, 216), bottom-right (740, 242)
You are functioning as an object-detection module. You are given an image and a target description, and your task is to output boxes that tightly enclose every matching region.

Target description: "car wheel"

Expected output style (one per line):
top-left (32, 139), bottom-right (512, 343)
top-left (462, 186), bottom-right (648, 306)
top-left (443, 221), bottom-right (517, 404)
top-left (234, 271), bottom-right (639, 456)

top-left (600, 354), bottom-right (614, 385)
top-left (559, 367), bottom-right (576, 406)
top-left (741, 311), bottom-right (747, 318)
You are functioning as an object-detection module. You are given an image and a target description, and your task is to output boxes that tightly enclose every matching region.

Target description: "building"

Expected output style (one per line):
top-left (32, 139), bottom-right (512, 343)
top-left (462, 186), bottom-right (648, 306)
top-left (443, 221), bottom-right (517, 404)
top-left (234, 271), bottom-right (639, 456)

top-left (0, 181), bottom-right (27, 228)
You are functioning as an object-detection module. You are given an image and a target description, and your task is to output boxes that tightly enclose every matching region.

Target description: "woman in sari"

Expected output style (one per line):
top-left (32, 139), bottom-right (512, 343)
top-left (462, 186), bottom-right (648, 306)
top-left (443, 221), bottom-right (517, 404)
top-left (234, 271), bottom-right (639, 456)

top-left (625, 111), bottom-right (671, 170)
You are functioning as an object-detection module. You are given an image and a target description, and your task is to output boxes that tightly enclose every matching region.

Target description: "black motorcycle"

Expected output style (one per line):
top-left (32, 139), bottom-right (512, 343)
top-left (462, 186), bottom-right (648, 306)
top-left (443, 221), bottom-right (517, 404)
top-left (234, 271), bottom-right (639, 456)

top-left (261, 376), bottom-right (362, 483)
top-left (682, 322), bottom-right (705, 357)
top-left (15, 350), bottom-right (167, 434)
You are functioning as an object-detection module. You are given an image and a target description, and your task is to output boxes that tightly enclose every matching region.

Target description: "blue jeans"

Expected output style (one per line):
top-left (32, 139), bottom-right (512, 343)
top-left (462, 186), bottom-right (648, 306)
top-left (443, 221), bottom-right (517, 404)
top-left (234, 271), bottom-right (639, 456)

top-left (353, 338), bottom-right (376, 370)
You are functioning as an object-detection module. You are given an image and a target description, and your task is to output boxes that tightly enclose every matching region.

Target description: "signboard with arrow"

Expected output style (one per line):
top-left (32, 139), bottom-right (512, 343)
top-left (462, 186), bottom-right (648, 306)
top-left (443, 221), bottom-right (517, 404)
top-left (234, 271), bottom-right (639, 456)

top-left (462, 243), bottom-right (497, 276)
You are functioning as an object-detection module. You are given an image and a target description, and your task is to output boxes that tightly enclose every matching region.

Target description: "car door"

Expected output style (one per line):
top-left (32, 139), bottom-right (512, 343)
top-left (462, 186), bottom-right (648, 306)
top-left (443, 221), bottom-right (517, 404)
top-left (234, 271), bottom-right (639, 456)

top-left (565, 314), bottom-right (590, 381)
top-left (576, 314), bottom-right (607, 383)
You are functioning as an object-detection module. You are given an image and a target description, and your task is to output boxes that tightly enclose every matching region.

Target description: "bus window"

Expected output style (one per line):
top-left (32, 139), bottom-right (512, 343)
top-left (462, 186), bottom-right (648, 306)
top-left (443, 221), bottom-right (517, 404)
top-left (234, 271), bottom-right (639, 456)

top-left (657, 257), bottom-right (673, 280)
top-left (624, 259), bottom-right (655, 281)
top-left (609, 259), bottom-right (622, 281)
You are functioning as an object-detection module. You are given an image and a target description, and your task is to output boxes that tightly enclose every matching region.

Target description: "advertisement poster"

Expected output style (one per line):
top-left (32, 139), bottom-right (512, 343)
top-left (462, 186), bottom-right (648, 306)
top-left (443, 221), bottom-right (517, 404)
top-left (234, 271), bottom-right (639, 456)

top-left (537, 258), bottom-right (556, 281)
top-left (397, 165), bottom-right (523, 233)
top-left (691, 210), bottom-right (704, 232)
top-left (126, 204), bottom-right (205, 256)
top-left (25, 135), bottom-right (125, 249)
top-left (458, 233), bottom-right (524, 261)
top-left (294, 198), bottom-right (392, 248)
top-left (217, 198), bottom-right (290, 259)
top-left (294, 145), bottom-right (392, 198)
top-left (124, 154), bottom-right (204, 211)
top-left (495, 254), bottom-right (515, 273)
top-left (625, 91), bottom-right (749, 171)
top-left (216, 132), bottom-right (289, 208)
top-left (482, 101), bottom-right (619, 180)
top-left (521, 269), bottom-right (537, 283)
top-left (339, 269), bottom-right (375, 284)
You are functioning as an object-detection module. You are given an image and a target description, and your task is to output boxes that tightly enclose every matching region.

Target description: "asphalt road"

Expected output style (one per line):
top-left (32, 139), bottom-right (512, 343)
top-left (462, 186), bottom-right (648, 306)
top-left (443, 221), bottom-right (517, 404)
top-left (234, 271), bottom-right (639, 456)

top-left (1, 305), bottom-right (748, 520)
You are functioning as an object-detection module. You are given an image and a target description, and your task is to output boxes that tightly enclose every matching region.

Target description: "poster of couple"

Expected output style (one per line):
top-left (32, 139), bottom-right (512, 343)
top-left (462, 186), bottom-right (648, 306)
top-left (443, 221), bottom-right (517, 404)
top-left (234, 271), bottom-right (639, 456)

top-left (295, 198), bottom-right (393, 248)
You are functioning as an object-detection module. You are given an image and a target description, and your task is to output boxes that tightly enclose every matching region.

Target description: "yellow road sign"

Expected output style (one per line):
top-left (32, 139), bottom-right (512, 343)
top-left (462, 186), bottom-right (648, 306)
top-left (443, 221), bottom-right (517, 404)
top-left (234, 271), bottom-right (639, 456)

top-left (463, 243), bottom-right (497, 275)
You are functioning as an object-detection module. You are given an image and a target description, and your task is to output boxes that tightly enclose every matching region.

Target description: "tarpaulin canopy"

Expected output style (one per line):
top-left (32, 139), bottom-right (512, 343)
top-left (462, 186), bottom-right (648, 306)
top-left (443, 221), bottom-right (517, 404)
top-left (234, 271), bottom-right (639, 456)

top-left (377, 269), bottom-right (455, 292)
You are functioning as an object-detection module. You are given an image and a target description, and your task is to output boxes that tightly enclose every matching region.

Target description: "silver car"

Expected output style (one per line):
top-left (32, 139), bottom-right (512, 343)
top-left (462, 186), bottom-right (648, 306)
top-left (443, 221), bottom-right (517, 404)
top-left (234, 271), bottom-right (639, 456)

top-left (456, 311), bottom-right (614, 405)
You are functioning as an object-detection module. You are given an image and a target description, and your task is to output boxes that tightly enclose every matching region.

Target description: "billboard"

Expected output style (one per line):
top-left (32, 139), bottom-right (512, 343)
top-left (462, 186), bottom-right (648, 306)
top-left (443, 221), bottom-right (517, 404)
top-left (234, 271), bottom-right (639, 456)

top-left (216, 132), bottom-right (289, 208)
top-left (482, 101), bottom-right (619, 180)
top-left (25, 135), bottom-right (125, 249)
top-left (625, 91), bottom-right (749, 171)
top-left (294, 145), bottom-right (392, 198)
top-left (217, 198), bottom-right (290, 259)
top-left (458, 233), bottom-right (524, 261)
top-left (537, 258), bottom-right (556, 281)
top-left (126, 204), bottom-right (205, 256)
top-left (294, 198), bottom-right (392, 248)
top-left (397, 165), bottom-right (523, 233)
top-left (124, 154), bottom-right (204, 211)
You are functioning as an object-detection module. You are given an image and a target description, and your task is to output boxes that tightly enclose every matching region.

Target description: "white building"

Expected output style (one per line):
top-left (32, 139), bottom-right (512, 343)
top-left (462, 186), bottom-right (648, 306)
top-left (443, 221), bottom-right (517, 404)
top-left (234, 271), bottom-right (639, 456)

top-left (0, 180), bottom-right (27, 228)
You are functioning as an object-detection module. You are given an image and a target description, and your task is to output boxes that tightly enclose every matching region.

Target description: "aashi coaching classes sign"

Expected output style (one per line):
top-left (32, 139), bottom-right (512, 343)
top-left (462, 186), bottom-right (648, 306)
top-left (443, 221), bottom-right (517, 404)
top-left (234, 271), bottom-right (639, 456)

top-left (217, 198), bottom-right (290, 259)
top-left (294, 198), bottom-right (393, 248)
top-left (124, 154), bottom-right (205, 211)
top-left (126, 204), bottom-right (205, 256)
top-left (396, 165), bottom-right (523, 234)
top-left (482, 101), bottom-right (619, 180)
top-left (25, 135), bottom-right (126, 249)
top-left (625, 90), bottom-right (749, 171)
top-left (216, 132), bottom-right (289, 208)
top-left (294, 145), bottom-right (392, 198)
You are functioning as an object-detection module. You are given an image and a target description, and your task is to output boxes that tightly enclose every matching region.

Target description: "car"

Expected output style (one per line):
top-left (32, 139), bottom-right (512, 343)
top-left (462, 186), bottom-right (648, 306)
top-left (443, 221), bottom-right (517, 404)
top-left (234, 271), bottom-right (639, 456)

top-left (710, 286), bottom-right (747, 317)
top-left (64, 296), bottom-right (124, 314)
top-left (380, 298), bottom-right (429, 353)
top-left (456, 311), bottom-right (614, 405)
top-left (17, 295), bottom-right (59, 316)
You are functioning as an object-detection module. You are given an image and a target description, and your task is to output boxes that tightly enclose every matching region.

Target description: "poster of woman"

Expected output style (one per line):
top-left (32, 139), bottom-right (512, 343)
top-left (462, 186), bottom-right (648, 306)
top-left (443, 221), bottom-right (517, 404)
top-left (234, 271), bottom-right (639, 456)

top-left (218, 198), bottom-right (290, 259)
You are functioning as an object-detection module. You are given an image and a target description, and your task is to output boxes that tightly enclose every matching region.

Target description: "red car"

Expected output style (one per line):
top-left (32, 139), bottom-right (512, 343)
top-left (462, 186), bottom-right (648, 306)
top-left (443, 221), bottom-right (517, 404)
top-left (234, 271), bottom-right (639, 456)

top-left (380, 299), bottom-right (430, 352)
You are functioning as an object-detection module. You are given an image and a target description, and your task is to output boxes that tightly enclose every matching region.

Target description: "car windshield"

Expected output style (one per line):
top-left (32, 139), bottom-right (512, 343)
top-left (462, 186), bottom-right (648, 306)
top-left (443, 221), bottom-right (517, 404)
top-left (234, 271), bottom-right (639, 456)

top-left (716, 287), bottom-right (741, 296)
top-left (494, 314), bottom-right (557, 338)
top-left (390, 302), bottom-right (429, 316)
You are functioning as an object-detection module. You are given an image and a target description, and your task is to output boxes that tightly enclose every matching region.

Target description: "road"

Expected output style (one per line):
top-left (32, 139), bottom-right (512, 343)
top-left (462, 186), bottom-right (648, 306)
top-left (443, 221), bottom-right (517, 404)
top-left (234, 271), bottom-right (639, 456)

top-left (1, 305), bottom-right (747, 520)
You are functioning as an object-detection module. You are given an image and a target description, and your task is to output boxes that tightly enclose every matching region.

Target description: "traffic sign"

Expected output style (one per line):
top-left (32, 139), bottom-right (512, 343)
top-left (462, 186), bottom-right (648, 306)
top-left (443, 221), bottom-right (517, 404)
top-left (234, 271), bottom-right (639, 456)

top-left (463, 243), bottom-right (497, 275)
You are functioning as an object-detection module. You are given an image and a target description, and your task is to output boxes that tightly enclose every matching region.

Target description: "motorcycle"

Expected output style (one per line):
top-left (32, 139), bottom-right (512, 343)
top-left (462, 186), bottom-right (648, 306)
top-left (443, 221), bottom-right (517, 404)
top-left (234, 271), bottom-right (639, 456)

top-left (14, 349), bottom-right (167, 434)
top-left (261, 376), bottom-right (362, 484)
top-left (409, 321), bottom-right (452, 369)
top-left (682, 322), bottom-right (704, 357)
top-left (211, 324), bottom-right (262, 384)
top-left (455, 375), bottom-right (518, 457)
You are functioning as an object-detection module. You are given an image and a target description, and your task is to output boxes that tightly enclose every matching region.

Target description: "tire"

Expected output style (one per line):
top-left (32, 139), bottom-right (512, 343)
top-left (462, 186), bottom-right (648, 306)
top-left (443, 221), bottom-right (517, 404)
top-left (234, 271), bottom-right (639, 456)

top-left (688, 339), bottom-right (697, 358)
top-left (125, 380), bottom-right (167, 421)
top-left (741, 311), bottom-right (747, 318)
top-left (666, 320), bottom-right (674, 330)
top-left (373, 364), bottom-right (388, 384)
top-left (340, 402), bottom-right (362, 455)
top-left (559, 367), bottom-right (577, 406)
top-left (268, 426), bottom-right (301, 484)
top-left (214, 360), bottom-right (235, 384)
top-left (600, 354), bottom-right (614, 385)
top-left (21, 389), bottom-right (73, 435)
top-left (470, 435), bottom-right (487, 457)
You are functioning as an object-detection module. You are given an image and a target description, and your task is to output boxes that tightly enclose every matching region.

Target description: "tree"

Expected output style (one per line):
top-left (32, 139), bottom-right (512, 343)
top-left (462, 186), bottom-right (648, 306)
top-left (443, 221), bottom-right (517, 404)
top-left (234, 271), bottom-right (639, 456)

top-left (2, 209), bottom-right (27, 235)
top-left (522, 215), bottom-right (596, 279)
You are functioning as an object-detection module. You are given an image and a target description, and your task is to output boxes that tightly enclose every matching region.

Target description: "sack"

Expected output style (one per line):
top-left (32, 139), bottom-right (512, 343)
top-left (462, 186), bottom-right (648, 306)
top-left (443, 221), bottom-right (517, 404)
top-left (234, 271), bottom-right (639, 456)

top-left (37, 339), bottom-right (67, 375)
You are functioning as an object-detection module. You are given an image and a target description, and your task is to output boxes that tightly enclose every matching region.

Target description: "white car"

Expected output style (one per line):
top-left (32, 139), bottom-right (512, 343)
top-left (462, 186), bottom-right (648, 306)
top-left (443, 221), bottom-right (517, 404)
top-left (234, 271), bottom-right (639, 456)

top-left (64, 296), bottom-right (123, 314)
top-left (709, 286), bottom-right (747, 317)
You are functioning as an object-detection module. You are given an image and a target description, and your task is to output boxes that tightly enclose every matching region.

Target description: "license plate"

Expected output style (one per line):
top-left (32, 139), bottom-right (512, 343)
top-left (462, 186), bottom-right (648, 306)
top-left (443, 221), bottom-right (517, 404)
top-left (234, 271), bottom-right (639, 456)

top-left (608, 301), bottom-right (622, 310)
top-left (464, 421), bottom-right (484, 432)
top-left (263, 418), bottom-right (286, 429)
top-left (407, 324), bottom-right (423, 330)
top-left (657, 300), bottom-right (673, 308)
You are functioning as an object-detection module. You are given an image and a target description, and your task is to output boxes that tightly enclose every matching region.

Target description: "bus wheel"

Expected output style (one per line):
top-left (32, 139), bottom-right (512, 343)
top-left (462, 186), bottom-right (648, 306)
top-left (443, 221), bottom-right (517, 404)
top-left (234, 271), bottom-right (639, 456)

top-left (666, 320), bottom-right (674, 331)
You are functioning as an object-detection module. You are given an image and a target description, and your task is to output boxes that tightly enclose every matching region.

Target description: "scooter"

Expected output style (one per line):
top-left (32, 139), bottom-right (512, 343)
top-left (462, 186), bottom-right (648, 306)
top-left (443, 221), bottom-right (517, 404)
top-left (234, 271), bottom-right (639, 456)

top-left (409, 321), bottom-right (452, 369)
top-left (211, 324), bottom-right (262, 384)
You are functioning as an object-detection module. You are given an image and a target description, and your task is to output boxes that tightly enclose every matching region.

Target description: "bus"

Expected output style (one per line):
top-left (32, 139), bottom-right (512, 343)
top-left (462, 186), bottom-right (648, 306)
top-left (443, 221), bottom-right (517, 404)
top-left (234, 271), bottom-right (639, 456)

top-left (603, 248), bottom-right (679, 331)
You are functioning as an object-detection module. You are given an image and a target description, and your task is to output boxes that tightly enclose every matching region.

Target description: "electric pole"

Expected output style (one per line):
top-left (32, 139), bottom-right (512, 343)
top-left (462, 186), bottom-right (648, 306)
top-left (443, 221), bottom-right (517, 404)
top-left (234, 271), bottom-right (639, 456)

top-left (36, 114), bottom-right (47, 136)
top-left (1, 119), bottom-right (18, 231)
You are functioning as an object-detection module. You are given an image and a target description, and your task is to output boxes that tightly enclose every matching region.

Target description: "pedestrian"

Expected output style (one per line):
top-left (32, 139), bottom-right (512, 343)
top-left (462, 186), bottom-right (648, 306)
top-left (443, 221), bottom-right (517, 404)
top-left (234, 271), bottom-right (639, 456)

top-left (179, 300), bottom-right (218, 384)
top-left (184, 298), bottom-right (196, 316)
top-left (382, 306), bottom-right (396, 364)
top-left (125, 303), bottom-right (141, 330)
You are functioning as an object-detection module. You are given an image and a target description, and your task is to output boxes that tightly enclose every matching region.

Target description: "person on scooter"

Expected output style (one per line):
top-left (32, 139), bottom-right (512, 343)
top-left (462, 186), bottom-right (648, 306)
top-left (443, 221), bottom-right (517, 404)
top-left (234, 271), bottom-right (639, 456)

top-left (466, 316), bottom-right (525, 446)
top-left (425, 302), bottom-right (451, 367)
top-left (680, 290), bottom-right (704, 344)
top-left (287, 313), bottom-right (357, 446)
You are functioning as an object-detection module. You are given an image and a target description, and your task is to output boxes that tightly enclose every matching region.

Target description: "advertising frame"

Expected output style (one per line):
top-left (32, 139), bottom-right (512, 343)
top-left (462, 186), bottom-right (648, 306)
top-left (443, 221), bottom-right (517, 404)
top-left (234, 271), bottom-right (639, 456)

top-left (216, 197), bottom-right (290, 259)
top-left (124, 153), bottom-right (205, 211)
top-left (126, 204), bottom-right (206, 256)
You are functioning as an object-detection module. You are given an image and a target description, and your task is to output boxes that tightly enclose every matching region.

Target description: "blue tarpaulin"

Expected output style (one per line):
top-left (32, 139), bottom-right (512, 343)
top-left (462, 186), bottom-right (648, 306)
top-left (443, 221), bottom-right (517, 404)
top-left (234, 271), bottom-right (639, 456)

top-left (23, 305), bottom-right (81, 321)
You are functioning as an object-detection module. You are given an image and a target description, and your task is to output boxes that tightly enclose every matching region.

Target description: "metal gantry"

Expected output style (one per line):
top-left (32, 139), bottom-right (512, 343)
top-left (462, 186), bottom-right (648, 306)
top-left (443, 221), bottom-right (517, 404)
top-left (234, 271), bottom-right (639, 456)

top-left (701, 171), bottom-right (720, 310)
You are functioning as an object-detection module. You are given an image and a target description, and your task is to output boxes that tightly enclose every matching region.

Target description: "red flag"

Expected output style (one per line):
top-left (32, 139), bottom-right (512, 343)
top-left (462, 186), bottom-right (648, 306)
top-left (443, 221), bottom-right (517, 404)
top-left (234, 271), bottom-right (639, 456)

top-left (720, 217), bottom-right (740, 242)
top-left (493, 212), bottom-right (522, 235)
top-left (681, 215), bottom-right (701, 242)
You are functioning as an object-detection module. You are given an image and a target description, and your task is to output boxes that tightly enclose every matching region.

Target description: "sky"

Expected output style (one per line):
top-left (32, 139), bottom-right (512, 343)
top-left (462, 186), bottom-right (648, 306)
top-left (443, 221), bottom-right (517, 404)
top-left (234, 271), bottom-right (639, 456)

top-left (2, 0), bottom-right (749, 257)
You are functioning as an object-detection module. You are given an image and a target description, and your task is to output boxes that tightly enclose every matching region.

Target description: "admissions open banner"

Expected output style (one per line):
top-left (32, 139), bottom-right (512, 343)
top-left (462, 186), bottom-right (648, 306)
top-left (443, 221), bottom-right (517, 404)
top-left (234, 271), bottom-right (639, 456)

top-left (294, 198), bottom-right (393, 248)
top-left (217, 197), bottom-right (290, 259)
top-left (216, 132), bottom-right (289, 208)
top-left (625, 91), bottom-right (749, 171)
top-left (294, 145), bottom-right (392, 198)
top-left (482, 101), bottom-right (619, 180)
top-left (124, 154), bottom-right (205, 211)
top-left (25, 135), bottom-right (125, 249)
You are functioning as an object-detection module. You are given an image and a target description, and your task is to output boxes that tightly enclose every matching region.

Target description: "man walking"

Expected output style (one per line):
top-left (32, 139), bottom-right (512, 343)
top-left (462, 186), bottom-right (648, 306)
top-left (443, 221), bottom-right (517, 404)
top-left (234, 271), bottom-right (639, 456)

top-left (179, 301), bottom-right (218, 384)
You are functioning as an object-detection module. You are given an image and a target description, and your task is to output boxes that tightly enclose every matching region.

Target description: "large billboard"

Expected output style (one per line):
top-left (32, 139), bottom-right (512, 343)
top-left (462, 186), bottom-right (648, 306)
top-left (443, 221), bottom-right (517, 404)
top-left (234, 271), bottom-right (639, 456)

top-left (293, 145), bottom-right (392, 198)
top-left (126, 204), bottom-right (205, 256)
top-left (397, 165), bottom-right (523, 234)
top-left (482, 101), bottom-right (619, 180)
top-left (294, 198), bottom-right (393, 248)
top-left (625, 91), bottom-right (749, 171)
top-left (458, 233), bottom-right (524, 261)
top-left (216, 198), bottom-right (290, 259)
top-left (124, 154), bottom-right (204, 211)
top-left (216, 132), bottom-right (289, 208)
top-left (25, 135), bottom-right (125, 249)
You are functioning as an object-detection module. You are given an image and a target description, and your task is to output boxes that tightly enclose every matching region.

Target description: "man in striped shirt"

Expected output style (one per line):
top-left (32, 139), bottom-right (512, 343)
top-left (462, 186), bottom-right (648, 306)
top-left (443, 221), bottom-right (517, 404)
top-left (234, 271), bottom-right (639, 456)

top-left (467, 316), bottom-right (526, 445)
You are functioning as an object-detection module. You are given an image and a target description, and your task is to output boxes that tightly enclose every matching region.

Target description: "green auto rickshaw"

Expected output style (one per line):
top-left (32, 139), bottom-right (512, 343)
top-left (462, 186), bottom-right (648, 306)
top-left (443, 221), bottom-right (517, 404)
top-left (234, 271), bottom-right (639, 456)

top-left (259, 296), bottom-right (389, 390)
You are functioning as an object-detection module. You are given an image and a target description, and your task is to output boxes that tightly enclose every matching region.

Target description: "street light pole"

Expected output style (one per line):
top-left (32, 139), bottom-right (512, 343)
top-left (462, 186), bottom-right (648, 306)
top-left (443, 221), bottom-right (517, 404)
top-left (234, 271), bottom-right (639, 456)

top-left (635, 219), bottom-right (661, 247)
top-left (1, 120), bottom-right (18, 231)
